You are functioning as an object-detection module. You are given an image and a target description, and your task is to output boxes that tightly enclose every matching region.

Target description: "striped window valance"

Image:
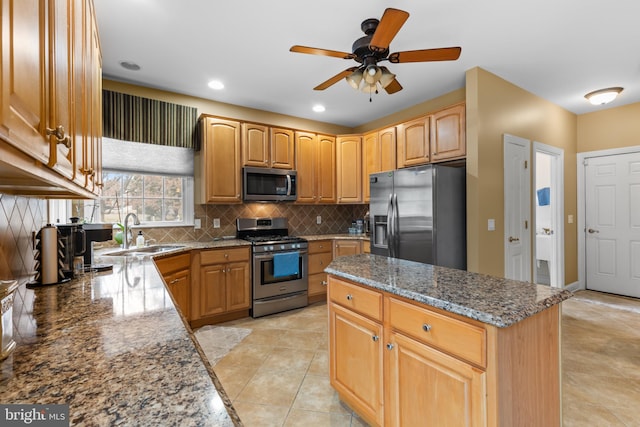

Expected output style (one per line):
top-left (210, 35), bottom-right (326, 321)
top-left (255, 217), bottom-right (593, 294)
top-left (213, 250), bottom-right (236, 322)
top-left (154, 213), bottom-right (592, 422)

top-left (102, 89), bottom-right (198, 149)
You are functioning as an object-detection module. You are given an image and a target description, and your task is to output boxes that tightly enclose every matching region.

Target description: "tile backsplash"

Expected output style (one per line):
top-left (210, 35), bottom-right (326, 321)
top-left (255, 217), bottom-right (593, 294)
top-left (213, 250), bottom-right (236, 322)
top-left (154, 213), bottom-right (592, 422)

top-left (0, 194), bottom-right (47, 282)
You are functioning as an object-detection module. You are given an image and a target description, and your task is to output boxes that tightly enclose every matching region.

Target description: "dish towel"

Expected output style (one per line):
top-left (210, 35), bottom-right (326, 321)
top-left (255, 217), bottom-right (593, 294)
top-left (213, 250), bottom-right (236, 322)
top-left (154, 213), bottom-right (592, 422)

top-left (273, 252), bottom-right (299, 277)
top-left (537, 187), bottom-right (550, 206)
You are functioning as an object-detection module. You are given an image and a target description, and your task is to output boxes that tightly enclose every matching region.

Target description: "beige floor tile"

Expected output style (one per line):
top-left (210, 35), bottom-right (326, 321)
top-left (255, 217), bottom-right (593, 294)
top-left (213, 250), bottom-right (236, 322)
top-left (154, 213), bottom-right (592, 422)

top-left (283, 409), bottom-right (352, 427)
top-left (232, 401), bottom-right (290, 427)
top-left (235, 369), bottom-right (306, 407)
top-left (292, 374), bottom-right (352, 415)
top-left (261, 347), bottom-right (315, 373)
top-left (307, 350), bottom-right (329, 376)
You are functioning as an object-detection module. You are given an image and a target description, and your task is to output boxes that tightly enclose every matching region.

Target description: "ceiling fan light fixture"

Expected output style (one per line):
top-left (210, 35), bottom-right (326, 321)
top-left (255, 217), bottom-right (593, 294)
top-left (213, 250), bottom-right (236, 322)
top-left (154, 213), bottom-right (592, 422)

top-left (585, 87), bottom-right (623, 105)
top-left (346, 69), bottom-right (364, 89)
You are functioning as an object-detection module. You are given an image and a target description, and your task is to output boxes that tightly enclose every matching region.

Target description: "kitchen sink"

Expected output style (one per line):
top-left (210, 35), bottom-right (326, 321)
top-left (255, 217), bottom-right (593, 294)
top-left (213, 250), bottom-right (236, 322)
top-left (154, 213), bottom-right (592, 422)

top-left (104, 244), bottom-right (186, 257)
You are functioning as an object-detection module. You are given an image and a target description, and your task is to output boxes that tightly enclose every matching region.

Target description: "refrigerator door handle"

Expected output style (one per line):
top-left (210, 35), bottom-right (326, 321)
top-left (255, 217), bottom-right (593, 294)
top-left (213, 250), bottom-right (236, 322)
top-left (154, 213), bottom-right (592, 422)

top-left (386, 193), bottom-right (394, 255)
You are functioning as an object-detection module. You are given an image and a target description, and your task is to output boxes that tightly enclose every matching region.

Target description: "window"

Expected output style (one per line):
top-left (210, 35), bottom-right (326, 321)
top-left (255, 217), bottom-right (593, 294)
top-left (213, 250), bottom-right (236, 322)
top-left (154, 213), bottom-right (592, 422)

top-left (84, 171), bottom-right (194, 226)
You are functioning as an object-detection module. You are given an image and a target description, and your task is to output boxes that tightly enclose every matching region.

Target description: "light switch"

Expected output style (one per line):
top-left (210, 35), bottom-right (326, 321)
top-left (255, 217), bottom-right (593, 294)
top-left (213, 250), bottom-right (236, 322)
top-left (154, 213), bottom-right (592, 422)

top-left (213, 218), bottom-right (221, 228)
top-left (488, 219), bottom-right (495, 231)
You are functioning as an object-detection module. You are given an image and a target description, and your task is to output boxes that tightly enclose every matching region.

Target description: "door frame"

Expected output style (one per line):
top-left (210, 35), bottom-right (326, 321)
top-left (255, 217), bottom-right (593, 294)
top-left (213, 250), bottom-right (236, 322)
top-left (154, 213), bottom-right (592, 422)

top-left (533, 141), bottom-right (565, 287)
top-left (577, 145), bottom-right (640, 290)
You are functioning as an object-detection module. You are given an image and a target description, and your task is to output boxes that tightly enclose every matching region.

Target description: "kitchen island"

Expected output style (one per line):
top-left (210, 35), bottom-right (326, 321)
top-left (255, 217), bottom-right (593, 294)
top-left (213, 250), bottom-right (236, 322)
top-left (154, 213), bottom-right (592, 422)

top-left (0, 240), bottom-right (249, 426)
top-left (325, 254), bottom-right (573, 427)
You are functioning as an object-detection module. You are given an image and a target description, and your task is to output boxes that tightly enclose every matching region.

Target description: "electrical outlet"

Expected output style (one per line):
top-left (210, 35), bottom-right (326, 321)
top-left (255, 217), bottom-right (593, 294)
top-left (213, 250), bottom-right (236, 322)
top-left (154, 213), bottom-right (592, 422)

top-left (316, 215), bottom-right (322, 225)
top-left (213, 218), bottom-right (221, 228)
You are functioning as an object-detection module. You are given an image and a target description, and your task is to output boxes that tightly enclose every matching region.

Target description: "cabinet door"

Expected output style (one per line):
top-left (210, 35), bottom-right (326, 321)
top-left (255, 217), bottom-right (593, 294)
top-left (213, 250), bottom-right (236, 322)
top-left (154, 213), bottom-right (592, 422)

top-left (333, 240), bottom-right (362, 258)
top-left (167, 269), bottom-right (191, 320)
top-left (200, 263), bottom-right (227, 316)
top-left (432, 103), bottom-right (466, 161)
top-left (202, 118), bottom-right (241, 203)
top-left (397, 116), bottom-right (430, 168)
top-left (0, 0), bottom-right (50, 164)
top-left (336, 135), bottom-right (362, 203)
top-left (226, 261), bottom-right (250, 311)
top-left (270, 127), bottom-right (294, 169)
top-left (362, 132), bottom-right (378, 203)
top-left (242, 122), bottom-right (269, 167)
top-left (317, 134), bottom-right (336, 203)
top-left (386, 331), bottom-right (486, 427)
top-left (295, 131), bottom-right (317, 203)
top-left (330, 303), bottom-right (384, 426)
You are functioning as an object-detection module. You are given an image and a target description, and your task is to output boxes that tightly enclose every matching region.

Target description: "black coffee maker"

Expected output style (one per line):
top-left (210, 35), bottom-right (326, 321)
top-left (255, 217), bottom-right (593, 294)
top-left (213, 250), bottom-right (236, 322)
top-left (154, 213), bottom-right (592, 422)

top-left (57, 217), bottom-right (86, 279)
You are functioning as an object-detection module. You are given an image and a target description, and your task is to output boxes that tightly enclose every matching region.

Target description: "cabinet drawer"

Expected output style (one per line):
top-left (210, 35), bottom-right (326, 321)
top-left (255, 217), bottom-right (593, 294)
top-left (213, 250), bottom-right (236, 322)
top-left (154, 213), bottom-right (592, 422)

top-left (329, 276), bottom-right (382, 322)
top-left (308, 240), bottom-right (332, 254)
top-left (309, 252), bottom-right (333, 275)
top-left (388, 297), bottom-right (486, 367)
top-left (308, 272), bottom-right (328, 297)
top-left (155, 253), bottom-right (191, 276)
top-left (200, 247), bottom-right (249, 265)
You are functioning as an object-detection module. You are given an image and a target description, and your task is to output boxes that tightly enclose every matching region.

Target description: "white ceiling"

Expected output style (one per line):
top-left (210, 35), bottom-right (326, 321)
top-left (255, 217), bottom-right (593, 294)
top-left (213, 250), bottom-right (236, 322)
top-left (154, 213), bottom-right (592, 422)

top-left (94, 0), bottom-right (640, 128)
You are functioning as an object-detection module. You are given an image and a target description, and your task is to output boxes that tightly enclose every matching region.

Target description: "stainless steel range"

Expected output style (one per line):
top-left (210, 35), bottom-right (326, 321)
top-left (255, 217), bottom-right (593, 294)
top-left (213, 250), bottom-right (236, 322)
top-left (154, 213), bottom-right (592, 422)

top-left (236, 217), bottom-right (308, 318)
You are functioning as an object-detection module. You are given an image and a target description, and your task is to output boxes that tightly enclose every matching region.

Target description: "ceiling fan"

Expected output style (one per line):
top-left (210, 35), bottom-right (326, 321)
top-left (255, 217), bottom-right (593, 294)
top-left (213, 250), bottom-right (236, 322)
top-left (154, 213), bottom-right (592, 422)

top-left (290, 8), bottom-right (461, 99)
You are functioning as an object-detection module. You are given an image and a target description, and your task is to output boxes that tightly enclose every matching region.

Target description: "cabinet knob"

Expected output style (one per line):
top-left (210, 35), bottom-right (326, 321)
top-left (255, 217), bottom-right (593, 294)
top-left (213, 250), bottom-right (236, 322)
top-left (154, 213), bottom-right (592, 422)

top-left (346, 294), bottom-right (353, 301)
top-left (372, 335), bottom-right (379, 342)
top-left (386, 343), bottom-right (394, 350)
top-left (422, 324), bottom-right (432, 332)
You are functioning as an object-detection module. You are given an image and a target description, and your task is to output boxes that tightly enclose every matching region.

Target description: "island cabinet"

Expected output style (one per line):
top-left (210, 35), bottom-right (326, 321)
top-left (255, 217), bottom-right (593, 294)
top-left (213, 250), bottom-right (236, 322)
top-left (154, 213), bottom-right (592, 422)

top-left (362, 127), bottom-right (396, 202)
top-left (336, 135), bottom-right (362, 203)
top-left (295, 132), bottom-right (336, 204)
top-left (241, 123), bottom-right (295, 169)
top-left (307, 240), bottom-right (333, 303)
top-left (155, 253), bottom-right (191, 321)
top-left (191, 247), bottom-right (251, 327)
top-left (195, 116), bottom-right (242, 204)
top-left (333, 239), bottom-right (362, 258)
top-left (328, 275), bottom-right (562, 427)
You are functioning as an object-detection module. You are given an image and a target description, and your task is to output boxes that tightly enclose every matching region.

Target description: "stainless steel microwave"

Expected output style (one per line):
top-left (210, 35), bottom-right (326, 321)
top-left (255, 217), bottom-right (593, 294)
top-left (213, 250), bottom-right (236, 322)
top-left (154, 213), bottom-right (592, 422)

top-left (243, 167), bottom-right (297, 202)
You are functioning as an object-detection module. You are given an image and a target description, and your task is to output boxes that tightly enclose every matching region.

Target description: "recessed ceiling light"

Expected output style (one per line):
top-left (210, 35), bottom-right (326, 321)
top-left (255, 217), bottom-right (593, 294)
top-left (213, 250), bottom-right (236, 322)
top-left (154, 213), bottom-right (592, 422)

top-left (312, 104), bottom-right (326, 113)
top-left (119, 60), bottom-right (141, 71)
top-left (584, 87), bottom-right (623, 105)
top-left (208, 80), bottom-right (224, 90)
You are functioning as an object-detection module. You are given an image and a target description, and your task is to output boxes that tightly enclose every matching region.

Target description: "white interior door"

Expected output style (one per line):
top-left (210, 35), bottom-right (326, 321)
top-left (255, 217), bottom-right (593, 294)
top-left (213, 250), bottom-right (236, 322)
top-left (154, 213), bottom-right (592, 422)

top-left (504, 134), bottom-right (531, 282)
top-left (585, 152), bottom-right (640, 297)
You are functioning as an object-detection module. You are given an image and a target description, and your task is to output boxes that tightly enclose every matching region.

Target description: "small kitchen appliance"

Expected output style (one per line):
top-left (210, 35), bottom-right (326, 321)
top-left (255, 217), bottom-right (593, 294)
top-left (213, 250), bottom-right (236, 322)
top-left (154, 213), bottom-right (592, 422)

top-left (236, 217), bottom-right (308, 317)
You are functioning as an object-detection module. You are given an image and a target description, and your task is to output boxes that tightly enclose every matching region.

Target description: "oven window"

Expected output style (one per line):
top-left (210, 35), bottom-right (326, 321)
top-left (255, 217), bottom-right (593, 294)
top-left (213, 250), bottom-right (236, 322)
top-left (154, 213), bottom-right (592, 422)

top-left (260, 256), bottom-right (303, 285)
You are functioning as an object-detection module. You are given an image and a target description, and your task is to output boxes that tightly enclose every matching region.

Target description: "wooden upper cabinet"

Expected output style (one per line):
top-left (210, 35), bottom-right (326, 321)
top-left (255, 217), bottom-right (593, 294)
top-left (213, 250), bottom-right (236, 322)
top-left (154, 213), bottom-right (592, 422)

top-left (336, 135), bottom-right (362, 204)
top-left (0, 0), bottom-right (50, 164)
top-left (241, 122), bottom-right (269, 167)
top-left (431, 103), bottom-right (466, 162)
top-left (397, 116), bottom-right (431, 168)
top-left (196, 117), bottom-right (242, 204)
top-left (270, 127), bottom-right (295, 169)
top-left (241, 124), bottom-right (294, 169)
top-left (363, 127), bottom-right (396, 202)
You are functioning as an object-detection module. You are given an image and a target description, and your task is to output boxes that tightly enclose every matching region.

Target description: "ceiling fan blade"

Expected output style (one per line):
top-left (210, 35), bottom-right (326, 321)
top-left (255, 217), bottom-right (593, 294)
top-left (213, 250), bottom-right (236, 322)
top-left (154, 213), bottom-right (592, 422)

top-left (384, 78), bottom-right (403, 94)
top-left (388, 47), bottom-right (462, 63)
top-left (290, 45), bottom-right (355, 60)
top-left (314, 67), bottom-right (359, 91)
top-left (369, 8), bottom-right (410, 52)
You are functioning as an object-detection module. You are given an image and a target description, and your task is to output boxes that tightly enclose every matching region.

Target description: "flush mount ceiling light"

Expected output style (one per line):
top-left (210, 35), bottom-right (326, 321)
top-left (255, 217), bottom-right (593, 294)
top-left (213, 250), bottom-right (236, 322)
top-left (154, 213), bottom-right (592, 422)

top-left (312, 104), bottom-right (326, 113)
top-left (207, 80), bottom-right (224, 90)
top-left (584, 87), bottom-right (623, 105)
top-left (119, 60), bottom-right (141, 71)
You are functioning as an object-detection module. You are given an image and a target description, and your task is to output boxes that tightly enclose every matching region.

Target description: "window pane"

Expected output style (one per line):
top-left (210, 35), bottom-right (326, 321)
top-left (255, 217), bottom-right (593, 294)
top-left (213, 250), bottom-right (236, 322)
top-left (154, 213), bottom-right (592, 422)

top-left (163, 199), bottom-right (182, 221)
top-left (143, 199), bottom-right (162, 221)
top-left (144, 175), bottom-right (163, 197)
top-left (164, 177), bottom-right (182, 198)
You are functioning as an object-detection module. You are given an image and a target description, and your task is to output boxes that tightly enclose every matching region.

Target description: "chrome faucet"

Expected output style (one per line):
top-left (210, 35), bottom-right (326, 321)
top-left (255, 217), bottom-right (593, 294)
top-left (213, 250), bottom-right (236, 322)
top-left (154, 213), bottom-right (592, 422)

top-left (123, 213), bottom-right (140, 249)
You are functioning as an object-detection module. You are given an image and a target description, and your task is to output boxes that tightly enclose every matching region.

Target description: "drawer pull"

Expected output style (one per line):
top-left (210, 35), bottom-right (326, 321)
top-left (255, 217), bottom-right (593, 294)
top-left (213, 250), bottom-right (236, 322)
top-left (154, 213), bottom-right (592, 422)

top-left (386, 343), bottom-right (394, 350)
top-left (346, 294), bottom-right (353, 301)
top-left (372, 335), bottom-right (379, 342)
top-left (422, 323), bottom-right (432, 332)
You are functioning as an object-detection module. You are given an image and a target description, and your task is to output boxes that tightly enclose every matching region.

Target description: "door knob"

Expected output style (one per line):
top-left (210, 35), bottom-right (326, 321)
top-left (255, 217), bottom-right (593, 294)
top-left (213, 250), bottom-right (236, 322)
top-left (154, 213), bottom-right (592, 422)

top-left (587, 228), bottom-right (599, 234)
top-left (508, 236), bottom-right (520, 242)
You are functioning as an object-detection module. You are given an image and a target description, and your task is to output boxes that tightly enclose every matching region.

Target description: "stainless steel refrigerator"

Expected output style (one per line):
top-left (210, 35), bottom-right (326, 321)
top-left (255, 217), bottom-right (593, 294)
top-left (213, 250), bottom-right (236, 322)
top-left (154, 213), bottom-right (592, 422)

top-left (369, 164), bottom-right (466, 269)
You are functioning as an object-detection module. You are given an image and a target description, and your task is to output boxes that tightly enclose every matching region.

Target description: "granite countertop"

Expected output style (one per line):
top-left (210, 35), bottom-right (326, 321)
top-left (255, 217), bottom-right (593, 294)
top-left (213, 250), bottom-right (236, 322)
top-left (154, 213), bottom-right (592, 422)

top-left (325, 253), bottom-right (573, 328)
top-left (0, 246), bottom-right (243, 426)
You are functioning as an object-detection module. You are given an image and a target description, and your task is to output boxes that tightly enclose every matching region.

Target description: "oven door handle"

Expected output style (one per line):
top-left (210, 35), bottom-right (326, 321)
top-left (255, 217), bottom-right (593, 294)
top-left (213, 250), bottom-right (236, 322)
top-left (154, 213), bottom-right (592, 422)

top-left (254, 251), bottom-right (308, 260)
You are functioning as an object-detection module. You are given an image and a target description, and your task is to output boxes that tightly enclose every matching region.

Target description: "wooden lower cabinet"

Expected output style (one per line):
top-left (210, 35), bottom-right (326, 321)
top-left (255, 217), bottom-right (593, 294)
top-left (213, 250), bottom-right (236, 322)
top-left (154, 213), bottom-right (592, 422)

top-left (328, 275), bottom-right (562, 427)
top-left (154, 253), bottom-right (191, 320)
top-left (192, 247), bottom-right (251, 327)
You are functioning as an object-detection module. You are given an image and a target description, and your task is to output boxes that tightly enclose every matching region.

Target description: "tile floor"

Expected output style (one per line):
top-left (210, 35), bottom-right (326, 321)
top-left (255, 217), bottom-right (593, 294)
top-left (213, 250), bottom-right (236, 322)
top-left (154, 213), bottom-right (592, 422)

top-left (195, 290), bottom-right (640, 426)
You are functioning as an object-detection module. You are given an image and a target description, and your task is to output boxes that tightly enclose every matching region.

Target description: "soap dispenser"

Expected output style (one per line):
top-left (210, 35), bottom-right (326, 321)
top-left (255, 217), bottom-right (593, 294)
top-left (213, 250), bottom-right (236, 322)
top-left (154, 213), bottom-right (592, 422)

top-left (136, 231), bottom-right (145, 248)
